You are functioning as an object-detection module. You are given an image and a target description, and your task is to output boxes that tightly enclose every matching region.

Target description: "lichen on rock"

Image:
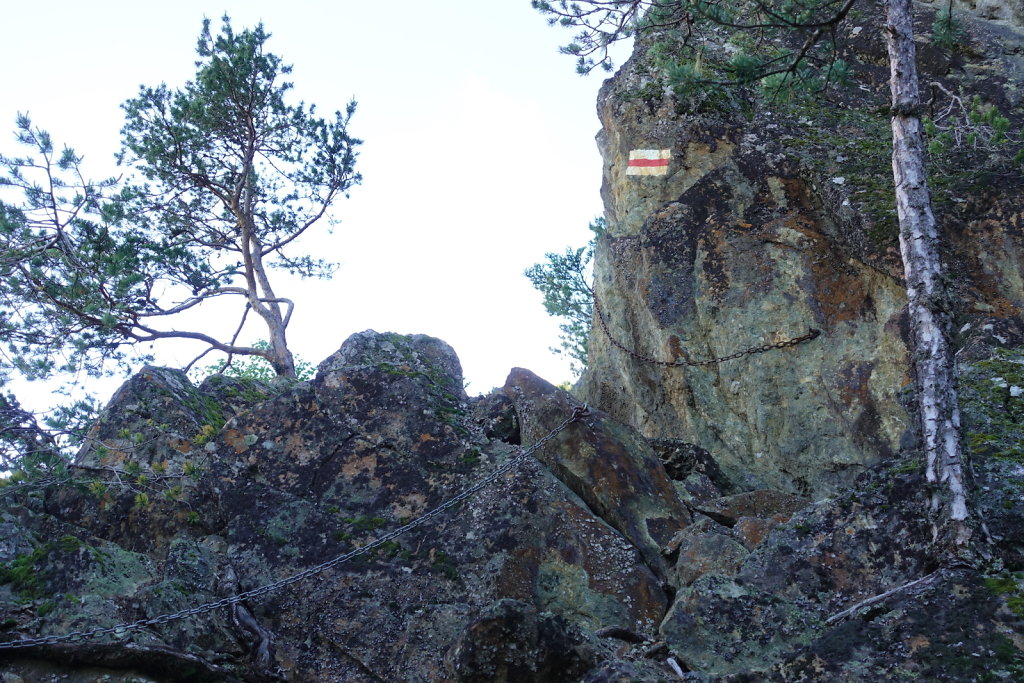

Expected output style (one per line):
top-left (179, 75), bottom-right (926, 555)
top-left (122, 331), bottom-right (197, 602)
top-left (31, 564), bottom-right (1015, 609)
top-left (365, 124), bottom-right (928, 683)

top-left (3, 4), bottom-right (1024, 680)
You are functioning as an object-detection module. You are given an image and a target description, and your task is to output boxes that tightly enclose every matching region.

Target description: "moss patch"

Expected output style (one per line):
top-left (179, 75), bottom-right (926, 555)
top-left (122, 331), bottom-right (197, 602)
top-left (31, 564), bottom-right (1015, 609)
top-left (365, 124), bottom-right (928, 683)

top-left (0, 545), bottom-right (49, 599)
top-left (960, 348), bottom-right (1024, 463)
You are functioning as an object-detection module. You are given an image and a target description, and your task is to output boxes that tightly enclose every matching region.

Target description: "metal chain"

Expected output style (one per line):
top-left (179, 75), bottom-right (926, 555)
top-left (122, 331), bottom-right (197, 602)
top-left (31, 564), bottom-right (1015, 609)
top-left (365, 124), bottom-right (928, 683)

top-left (592, 292), bottom-right (820, 367)
top-left (0, 405), bottom-right (590, 651)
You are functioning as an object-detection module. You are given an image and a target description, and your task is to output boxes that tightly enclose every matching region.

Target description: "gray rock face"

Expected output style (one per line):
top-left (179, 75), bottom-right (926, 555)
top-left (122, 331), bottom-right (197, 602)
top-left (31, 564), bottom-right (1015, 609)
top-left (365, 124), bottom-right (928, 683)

top-left (504, 367), bottom-right (691, 578)
top-left (3, 335), bottom-right (1024, 681)
top-left (579, 4), bottom-right (1024, 499)
top-left (0, 332), bottom-right (671, 681)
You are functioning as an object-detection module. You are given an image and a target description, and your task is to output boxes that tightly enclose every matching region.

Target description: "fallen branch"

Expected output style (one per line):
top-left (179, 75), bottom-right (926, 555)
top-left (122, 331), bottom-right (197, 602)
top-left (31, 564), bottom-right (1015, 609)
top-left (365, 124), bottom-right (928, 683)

top-left (825, 569), bottom-right (944, 625)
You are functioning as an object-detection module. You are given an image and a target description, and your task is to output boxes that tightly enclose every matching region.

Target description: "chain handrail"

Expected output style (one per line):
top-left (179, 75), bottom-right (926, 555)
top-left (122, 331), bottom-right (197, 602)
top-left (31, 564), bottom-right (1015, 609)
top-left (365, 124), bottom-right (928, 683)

top-left (0, 405), bottom-right (590, 651)
top-left (592, 291), bottom-right (820, 367)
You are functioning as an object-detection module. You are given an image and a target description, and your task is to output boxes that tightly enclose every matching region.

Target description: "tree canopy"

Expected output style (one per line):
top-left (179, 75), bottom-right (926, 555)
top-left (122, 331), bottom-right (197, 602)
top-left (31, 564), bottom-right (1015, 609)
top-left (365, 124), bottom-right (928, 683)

top-left (0, 16), bottom-right (360, 386)
top-left (524, 218), bottom-right (603, 377)
top-left (532, 0), bottom-right (858, 97)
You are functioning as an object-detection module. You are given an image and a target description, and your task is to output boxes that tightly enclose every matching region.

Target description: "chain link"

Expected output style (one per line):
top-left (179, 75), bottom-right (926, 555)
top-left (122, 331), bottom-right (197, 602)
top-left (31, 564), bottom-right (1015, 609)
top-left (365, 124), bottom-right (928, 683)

top-left (592, 292), bottom-right (820, 367)
top-left (0, 405), bottom-right (589, 651)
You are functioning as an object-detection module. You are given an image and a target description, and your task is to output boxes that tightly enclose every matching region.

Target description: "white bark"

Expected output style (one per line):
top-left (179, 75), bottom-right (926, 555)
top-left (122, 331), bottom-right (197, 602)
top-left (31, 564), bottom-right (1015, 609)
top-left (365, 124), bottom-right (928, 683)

top-left (885, 0), bottom-right (968, 522)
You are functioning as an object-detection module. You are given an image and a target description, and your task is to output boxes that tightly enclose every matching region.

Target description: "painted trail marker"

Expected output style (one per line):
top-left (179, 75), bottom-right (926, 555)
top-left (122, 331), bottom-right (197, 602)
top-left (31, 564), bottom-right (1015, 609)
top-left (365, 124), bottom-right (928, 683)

top-left (626, 149), bottom-right (670, 176)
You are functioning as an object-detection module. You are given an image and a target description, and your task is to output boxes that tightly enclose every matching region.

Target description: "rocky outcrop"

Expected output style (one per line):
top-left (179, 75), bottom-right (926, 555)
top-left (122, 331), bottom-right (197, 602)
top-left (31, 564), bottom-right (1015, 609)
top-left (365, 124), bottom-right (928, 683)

top-left (579, 2), bottom-right (1024, 498)
top-left (0, 332), bottom-right (675, 681)
top-left (2, 332), bottom-right (1024, 681)
top-left (504, 367), bottom-right (691, 577)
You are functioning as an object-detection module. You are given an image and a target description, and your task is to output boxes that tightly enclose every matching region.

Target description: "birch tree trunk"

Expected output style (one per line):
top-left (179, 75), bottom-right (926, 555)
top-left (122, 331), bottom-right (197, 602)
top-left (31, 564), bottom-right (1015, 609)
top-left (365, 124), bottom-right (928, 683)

top-left (885, 0), bottom-right (968, 528)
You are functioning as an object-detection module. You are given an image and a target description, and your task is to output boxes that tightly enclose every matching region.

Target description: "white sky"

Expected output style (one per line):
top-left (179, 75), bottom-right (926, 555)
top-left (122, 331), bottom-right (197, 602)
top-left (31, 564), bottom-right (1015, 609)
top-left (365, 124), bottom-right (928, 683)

top-left (0, 1), bottom-right (628, 401)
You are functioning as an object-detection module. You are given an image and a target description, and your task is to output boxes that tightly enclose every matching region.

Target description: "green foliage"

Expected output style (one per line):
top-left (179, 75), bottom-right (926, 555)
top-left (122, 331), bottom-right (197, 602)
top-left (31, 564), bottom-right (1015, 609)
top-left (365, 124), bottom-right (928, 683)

top-left (176, 384), bottom-right (225, 436)
top-left (192, 423), bottom-right (217, 446)
top-left (0, 115), bottom-right (217, 378)
top-left (116, 16), bottom-right (361, 377)
top-left (192, 339), bottom-right (315, 383)
top-left (984, 573), bottom-right (1024, 618)
top-left (119, 17), bottom-right (360, 281)
top-left (728, 52), bottom-right (765, 83)
top-left (959, 348), bottom-right (1024, 464)
top-left (923, 92), bottom-right (1024, 210)
top-left (0, 389), bottom-right (95, 473)
top-left (0, 546), bottom-right (48, 599)
top-left (524, 218), bottom-right (602, 377)
top-left (534, 0), bottom-right (860, 99)
top-left (0, 15), bottom-right (361, 412)
top-left (931, 3), bottom-right (966, 52)
top-left (430, 550), bottom-right (460, 582)
top-left (460, 448), bottom-right (482, 468)
top-left (0, 16), bottom-right (360, 471)
top-left (778, 102), bottom-right (897, 245)
top-left (57, 535), bottom-right (82, 553)
top-left (925, 94), bottom-right (1022, 166)
top-left (346, 516), bottom-right (388, 532)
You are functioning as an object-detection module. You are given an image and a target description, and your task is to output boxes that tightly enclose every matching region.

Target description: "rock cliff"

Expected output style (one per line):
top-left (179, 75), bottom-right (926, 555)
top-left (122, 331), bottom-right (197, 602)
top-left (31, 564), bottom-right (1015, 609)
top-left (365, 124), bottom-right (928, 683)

top-left (580, 0), bottom-right (1024, 498)
top-left (3, 3), bottom-right (1024, 682)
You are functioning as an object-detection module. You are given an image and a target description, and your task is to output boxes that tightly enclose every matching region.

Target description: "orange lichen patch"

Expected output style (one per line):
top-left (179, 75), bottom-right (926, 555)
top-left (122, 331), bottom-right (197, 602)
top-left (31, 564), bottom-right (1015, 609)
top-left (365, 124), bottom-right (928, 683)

top-left (277, 433), bottom-right (321, 467)
top-left (169, 438), bottom-right (192, 454)
top-left (808, 550), bottom-right (854, 592)
top-left (390, 493), bottom-right (427, 518)
top-left (809, 254), bottom-right (872, 328)
top-left (278, 471), bottom-right (302, 488)
top-left (954, 215), bottom-right (1024, 316)
top-left (698, 490), bottom-right (808, 523)
top-left (767, 176), bottom-right (817, 215)
top-left (807, 655), bottom-right (829, 675)
top-left (419, 433), bottom-right (437, 443)
top-left (971, 298), bottom-right (1021, 317)
top-left (222, 429), bottom-right (250, 454)
top-left (906, 634), bottom-right (930, 654)
top-left (961, 268), bottom-right (1021, 318)
top-left (341, 453), bottom-right (379, 482)
top-left (733, 514), bottom-right (790, 550)
top-left (700, 223), bottom-right (732, 298)
top-left (763, 182), bottom-right (882, 331)
top-left (97, 441), bottom-right (131, 465)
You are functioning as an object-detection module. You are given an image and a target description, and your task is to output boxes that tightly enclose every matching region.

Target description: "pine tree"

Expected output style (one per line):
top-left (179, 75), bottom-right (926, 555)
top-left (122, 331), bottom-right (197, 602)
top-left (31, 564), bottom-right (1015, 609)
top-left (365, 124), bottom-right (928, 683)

top-left (0, 16), bottom-right (360, 384)
top-left (118, 16), bottom-right (361, 377)
top-left (524, 218), bottom-right (604, 376)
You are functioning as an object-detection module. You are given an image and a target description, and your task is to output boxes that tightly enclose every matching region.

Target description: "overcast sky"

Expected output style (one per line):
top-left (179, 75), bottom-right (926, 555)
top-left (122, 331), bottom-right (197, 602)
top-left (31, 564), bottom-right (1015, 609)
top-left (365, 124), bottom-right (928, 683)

top-left (1, 1), bottom-right (630, 400)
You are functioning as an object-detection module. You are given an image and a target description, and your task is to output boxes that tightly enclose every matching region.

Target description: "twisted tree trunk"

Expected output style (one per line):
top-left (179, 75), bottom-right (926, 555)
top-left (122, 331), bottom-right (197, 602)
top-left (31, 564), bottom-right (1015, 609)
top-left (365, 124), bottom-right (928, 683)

top-left (885, 0), bottom-right (968, 529)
